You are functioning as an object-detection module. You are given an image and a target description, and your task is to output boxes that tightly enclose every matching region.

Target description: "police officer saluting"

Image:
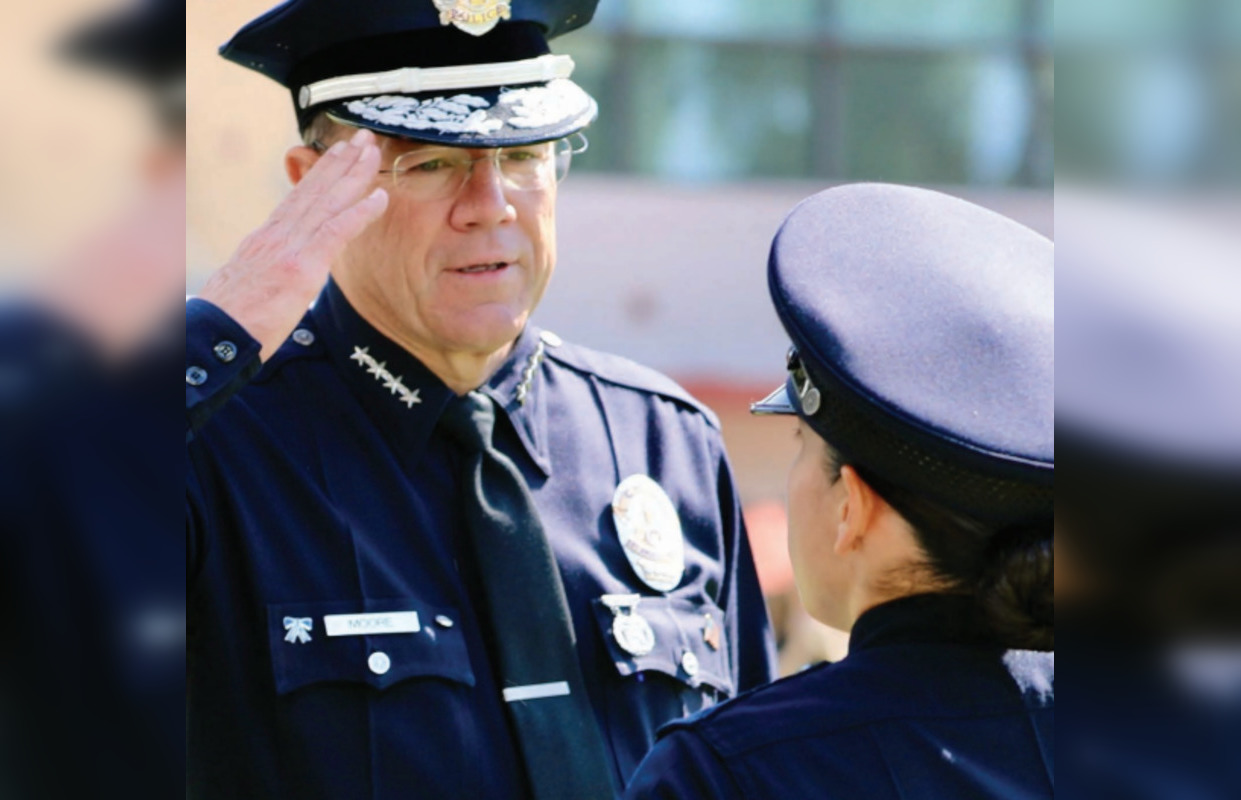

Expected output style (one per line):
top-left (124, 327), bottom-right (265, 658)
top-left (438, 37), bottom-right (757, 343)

top-left (626, 184), bottom-right (1054, 799)
top-left (186, 1), bottom-right (775, 797)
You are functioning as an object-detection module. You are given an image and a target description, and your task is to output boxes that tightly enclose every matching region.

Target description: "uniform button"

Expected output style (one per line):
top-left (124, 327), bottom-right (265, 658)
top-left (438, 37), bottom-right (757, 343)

top-left (185, 366), bottom-right (208, 386)
top-left (292, 328), bottom-right (315, 346)
top-left (213, 341), bottom-right (238, 363)
top-left (368, 651), bottom-right (391, 675)
top-left (434, 615), bottom-right (455, 629)
top-left (539, 330), bottom-right (562, 347)
top-left (681, 651), bottom-right (700, 677)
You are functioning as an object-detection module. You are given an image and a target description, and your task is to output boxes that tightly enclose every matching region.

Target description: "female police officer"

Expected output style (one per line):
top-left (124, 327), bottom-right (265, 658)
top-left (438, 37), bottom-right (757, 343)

top-left (625, 183), bottom-right (1054, 799)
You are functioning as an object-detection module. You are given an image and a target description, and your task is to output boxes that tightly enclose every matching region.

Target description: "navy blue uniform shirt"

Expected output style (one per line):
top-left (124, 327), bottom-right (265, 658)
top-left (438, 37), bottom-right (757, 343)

top-left (185, 280), bottom-right (775, 798)
top-left (625, 593), bottom-right (1054, 800)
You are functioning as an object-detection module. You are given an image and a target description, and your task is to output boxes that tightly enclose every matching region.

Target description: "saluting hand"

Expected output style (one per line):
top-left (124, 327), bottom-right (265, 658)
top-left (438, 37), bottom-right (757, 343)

top-left (198, 127), bottom-right (388, 361)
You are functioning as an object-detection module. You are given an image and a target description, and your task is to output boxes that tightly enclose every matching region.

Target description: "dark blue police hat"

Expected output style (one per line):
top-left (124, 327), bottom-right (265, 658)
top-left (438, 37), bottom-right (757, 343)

top-left (220, 0), bottom-right (599, 147)
top-left (752, 183), bottom-right (1054, 526)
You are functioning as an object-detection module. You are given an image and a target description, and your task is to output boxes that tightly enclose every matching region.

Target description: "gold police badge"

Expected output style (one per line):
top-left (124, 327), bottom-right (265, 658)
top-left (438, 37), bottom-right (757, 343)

top-left (432, 0), bottom-right (513, 37)
top-left (612, 475), bottom-right (686, 593)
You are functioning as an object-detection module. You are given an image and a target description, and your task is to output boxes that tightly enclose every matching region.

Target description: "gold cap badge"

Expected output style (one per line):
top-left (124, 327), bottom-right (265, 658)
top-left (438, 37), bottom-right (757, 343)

top-left (433, 0), bottom-right (513, 37)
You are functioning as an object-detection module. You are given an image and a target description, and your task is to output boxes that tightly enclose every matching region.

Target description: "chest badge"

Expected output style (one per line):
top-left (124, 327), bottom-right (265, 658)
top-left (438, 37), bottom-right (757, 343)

top-left (601, 594), bottom-right (655, 657)
top-left (433, 0), bottom-right (513, 37)
top-left (283, 616), bottom-right (313, 644)
top-left (612, 474), bottom-right (685, 593)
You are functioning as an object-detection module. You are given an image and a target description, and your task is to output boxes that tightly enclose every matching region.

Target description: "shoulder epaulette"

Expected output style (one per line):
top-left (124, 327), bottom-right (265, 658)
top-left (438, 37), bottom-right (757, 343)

top-left (541, 335), bottom-right (719, 429)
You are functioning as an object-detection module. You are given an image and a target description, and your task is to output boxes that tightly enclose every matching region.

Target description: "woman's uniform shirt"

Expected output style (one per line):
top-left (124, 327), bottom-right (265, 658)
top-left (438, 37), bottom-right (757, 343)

top-left (185, 281), bottom-right (776, 798)
top-left (626, 593), bottom-right (1053, 799)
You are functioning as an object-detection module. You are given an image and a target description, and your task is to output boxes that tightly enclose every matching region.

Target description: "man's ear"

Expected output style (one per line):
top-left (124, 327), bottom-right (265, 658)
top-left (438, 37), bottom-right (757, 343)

top-left (834, 465), bottom-right (880, 555)
top-left (285, 145), bottom-right (321, 186)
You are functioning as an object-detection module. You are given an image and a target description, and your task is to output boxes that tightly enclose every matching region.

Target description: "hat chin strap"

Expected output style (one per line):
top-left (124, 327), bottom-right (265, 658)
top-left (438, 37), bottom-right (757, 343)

top-left (298, 53), bottom-right (574, 109)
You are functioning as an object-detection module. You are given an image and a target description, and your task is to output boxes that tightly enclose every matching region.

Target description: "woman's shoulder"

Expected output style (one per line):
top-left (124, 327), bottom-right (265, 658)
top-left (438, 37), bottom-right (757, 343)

top-left (630, 646), bottom-right (1053, 799)
top-left (663, 643), bottom-right (1053, 759)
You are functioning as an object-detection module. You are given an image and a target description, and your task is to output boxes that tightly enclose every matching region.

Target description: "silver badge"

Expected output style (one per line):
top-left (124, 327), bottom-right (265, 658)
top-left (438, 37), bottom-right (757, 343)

top-left (601, 594), bottom-right (656, 657)
top-left (612, 475), bottom-right (686, 593)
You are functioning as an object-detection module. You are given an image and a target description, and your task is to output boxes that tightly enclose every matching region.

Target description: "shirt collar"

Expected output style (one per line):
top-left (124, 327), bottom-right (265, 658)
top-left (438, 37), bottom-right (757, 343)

top-left (311, 278), bottom-right (551, 475)
top-left (849, 593), bottom-right (1002, 654)
top-left (481, 323), bottom-right (553, 477)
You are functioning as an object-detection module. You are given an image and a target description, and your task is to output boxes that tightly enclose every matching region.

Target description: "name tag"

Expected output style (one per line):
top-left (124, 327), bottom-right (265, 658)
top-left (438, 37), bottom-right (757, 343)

top-left (323, 611), bottom-right (421, 637)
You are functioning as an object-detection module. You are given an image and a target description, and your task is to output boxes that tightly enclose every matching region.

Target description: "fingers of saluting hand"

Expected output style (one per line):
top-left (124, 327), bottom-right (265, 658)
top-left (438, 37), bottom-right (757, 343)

top-left (299, 184), bottom-right (389, 268)
top-left (197, 127), bottom-right (389, 360)
top-left (278, 127), bottom-right (385, 229)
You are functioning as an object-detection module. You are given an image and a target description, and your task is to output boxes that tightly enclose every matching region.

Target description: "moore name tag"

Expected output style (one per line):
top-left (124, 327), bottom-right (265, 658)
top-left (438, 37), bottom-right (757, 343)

top-left (323, 611), bottom-right (421, 637)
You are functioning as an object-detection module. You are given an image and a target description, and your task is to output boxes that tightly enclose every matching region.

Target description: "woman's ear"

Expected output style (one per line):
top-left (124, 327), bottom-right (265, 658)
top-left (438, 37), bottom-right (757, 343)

top-left (834, 465), bottom-right (880, 555)
top-left (285, 145), bottom-right (321, 185)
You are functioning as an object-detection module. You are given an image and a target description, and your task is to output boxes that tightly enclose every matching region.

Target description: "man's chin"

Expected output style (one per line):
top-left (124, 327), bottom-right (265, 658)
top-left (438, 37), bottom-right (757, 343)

top-left (437, 308), bottom-right (531, 355)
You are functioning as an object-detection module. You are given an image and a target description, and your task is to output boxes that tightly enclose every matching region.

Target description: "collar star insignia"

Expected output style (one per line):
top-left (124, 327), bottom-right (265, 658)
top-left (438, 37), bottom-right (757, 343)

top-left (349, 343), bottom-right (424, 411)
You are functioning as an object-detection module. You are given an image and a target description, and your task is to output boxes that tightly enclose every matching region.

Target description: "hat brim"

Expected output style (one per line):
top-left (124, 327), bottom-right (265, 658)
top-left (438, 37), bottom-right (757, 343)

top-left (324, 78), bottom-right (596, 147)
top-left (750, 382), bottom-right (798, 416)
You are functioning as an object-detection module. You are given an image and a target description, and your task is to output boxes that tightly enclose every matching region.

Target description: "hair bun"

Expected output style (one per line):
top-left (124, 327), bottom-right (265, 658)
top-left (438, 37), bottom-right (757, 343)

top-left (977, 524), bottom-right (1054, 650)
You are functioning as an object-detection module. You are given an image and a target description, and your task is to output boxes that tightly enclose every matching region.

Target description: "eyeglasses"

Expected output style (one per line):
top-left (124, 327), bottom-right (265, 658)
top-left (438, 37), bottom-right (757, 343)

top-left (311, 133), bottom-right (588, 201)
top-left (787, 347), bottom-right (822, 416)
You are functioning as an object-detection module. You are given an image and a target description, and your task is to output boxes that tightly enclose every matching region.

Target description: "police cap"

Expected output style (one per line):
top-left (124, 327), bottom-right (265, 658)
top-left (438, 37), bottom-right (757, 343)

top-left (752, 183), bottom-right (1054, 527)
top-left (220, 0), bottom-right (600, 146)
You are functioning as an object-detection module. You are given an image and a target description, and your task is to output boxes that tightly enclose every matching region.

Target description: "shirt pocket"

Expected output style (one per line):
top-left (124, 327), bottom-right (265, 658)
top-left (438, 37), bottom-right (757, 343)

top-left (591, 595), bottom-right (735, 699)
top-left (267, 597), bottom-right (475, 694)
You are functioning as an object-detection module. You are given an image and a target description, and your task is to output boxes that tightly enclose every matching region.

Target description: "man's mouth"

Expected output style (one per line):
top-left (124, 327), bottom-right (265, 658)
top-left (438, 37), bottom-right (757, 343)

top-left (453, 262), bottom-right (511, 274)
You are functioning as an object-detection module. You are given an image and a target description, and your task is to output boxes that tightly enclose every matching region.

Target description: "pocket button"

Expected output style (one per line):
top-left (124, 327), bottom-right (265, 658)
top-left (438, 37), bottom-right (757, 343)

top-left (368, 651), bottom-right (391, 675)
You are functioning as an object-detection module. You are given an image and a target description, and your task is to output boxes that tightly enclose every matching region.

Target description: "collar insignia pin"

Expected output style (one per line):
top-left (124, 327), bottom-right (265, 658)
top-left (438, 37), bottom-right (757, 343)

top-left (351, 344), bottom-right (423, 409)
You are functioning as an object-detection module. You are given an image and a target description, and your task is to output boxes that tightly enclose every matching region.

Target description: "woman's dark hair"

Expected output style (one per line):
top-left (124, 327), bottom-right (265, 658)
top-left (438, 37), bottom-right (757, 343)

top-left (824, 447), bottom-right (1053, 650)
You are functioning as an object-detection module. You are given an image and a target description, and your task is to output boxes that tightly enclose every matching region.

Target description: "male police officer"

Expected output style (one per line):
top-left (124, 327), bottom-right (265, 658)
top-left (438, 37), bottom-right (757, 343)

top-left (186, 1), bottom-right (775, 797)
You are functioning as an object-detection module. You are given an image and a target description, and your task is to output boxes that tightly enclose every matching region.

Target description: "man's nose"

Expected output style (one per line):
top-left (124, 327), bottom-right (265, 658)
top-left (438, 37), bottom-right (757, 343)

top-left (449, 157), bottom-right (517, 229)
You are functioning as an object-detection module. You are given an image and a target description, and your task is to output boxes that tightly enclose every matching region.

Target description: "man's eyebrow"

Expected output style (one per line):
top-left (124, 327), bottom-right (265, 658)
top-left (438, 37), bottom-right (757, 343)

top-left (389, 142), bottom-right (458, 156)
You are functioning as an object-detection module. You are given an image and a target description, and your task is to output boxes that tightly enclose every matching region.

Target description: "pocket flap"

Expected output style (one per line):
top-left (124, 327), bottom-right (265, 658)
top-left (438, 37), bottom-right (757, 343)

top-left (267, 597), bottom-right (474, 694)
top-left (591, 595), bottom-right (735, 697)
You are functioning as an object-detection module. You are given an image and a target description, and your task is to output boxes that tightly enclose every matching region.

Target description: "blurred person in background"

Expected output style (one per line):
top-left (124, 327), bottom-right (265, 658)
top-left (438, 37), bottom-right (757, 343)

top-left (186, 1), bottom-right (774, 797)
top-left (626, 183), bottom-right (1054, 800)
top-left (1056, 192), bottom-right (1241, 799)
top-left (0, 0), bottom-right (183, 798)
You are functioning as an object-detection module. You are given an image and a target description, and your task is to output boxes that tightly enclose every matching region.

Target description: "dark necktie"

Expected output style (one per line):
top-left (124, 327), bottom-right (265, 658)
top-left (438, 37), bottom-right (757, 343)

top-left (438, 391), bottom-right (617, 800)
